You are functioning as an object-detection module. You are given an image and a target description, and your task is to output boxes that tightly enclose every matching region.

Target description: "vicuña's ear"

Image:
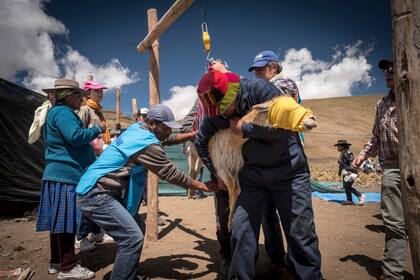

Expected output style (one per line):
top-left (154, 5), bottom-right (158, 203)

top-left (252, 101), bottom-right (271, 112)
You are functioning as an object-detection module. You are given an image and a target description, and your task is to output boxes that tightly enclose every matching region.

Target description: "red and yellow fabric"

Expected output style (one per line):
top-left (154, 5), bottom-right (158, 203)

top-left (197, 70), bottom-right (240, 117)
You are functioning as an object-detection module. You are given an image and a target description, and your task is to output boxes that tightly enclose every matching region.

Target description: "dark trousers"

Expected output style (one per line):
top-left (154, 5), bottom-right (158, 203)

top-left (50, 233), bottom-right (78, 271)
top-left (230, 166), bottom-right (322, 280)
top-left (214, 190), bottom-right (285, 264)
top-left (342, 178), bottom-right (361, 202)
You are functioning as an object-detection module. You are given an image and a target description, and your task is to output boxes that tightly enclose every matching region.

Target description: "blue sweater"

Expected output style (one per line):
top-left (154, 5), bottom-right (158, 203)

top-left (42, 103), bottom-right (101, 184)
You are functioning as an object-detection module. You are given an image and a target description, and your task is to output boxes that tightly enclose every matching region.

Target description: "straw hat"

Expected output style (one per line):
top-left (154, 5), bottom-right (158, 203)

top-left (42, 79), bottom-right (89, 97)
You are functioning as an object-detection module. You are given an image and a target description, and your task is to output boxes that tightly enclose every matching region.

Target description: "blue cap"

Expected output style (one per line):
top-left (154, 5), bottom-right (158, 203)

top-left (146, 104), bottom-right (182, 129)
top-left (248, 50), bottom-right (279, 72)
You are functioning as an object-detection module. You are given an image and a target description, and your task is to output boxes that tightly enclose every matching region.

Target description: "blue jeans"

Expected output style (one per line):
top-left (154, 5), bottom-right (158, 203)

top-left (77, 214), bottom-right (102, 240)
top-left (77, 187), bottom-right (144, 280)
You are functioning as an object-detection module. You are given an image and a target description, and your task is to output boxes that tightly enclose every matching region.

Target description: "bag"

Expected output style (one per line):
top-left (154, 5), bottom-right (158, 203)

top-left (28, 100), bottom-right (52, 144)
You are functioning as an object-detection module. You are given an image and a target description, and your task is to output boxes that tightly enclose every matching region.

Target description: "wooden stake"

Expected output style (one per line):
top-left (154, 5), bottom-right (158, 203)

top-left (145, 8), bottom-right (160, 242)
top-left (391, 0), bottom-right (420, 276)
top-left (132, 98), bottom-right (138, 122)
top-left (137, 0), bottom-right (194, 53)
top-left (86, 73), bottom-right (93, 81)
top-left (115, 86), bottom-right (121, 125)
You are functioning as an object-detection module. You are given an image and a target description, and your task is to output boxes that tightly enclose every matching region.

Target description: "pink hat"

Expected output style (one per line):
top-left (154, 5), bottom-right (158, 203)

top-left (83, 80), bottom-right (107, 90)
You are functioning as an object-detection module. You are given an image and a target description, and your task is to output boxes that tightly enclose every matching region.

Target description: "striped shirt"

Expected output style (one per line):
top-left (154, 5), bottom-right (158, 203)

top-left (360, 90), bottom-right (399, 162)
top-left (270, 73), bottom-right (301, 103)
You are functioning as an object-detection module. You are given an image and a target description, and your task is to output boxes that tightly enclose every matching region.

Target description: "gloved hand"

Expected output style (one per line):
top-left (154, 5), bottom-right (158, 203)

top-left (303, 114), bottom-right (317, 131)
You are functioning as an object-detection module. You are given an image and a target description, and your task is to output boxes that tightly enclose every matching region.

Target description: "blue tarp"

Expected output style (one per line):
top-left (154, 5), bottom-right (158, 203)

top-left (312, 192), bottom-right (381, 203)
top-left (161, 144), bottom-right (381, 203)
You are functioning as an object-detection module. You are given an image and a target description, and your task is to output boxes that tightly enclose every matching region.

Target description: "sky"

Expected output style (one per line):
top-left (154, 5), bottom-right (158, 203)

top-left (0, 0), bottom-right (393, 119)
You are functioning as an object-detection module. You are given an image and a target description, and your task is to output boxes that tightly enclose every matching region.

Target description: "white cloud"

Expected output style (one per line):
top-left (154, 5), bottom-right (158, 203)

top-left (280, 41), bottom-right (373, 99)
top-left (162, 86), bottom-right (197, 120)
top-left (0, 0), bottom-right (138, 93)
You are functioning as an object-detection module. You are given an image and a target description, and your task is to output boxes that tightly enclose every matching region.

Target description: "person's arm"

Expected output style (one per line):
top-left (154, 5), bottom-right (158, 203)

top-left (161, 131), bottom-right (197, 146)
top-left (76, 106), bottom-right (90, 128)
top-left (354, 103), bottom-right (381, 167)
top-left (180, 99), bottom-right (199, 133)
top-left (135, 144), bottom-right (213, 192)
top-left (194, 116), bottom-right (229, 175)
top-left (55, 108), bottom-right (102, 146)
top-left (229, 118), bottom-right (294, 140)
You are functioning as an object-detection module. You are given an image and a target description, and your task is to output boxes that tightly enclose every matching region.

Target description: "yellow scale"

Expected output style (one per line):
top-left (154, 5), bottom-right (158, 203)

top-left (202, 22), bottom-right (211, 53)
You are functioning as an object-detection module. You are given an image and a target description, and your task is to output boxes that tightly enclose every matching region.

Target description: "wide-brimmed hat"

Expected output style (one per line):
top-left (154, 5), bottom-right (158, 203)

top-left (42, 79), bottom-right (89, 97)
top-left (334, 139), bottom-right (352, 146)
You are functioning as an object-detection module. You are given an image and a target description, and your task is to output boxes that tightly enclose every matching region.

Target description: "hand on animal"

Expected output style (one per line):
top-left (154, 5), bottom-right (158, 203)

top-left (216, 176), bottom-right (228, 191)
top-left (190, 180), bottom-right (216, 192)
top-left (229, 117), bottom-right (243, 135)
top-left (303, 114), bottom-right (317, 131)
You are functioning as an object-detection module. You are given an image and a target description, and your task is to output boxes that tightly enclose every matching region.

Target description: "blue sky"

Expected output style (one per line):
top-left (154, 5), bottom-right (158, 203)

top-left (0, 0), bottom-right (393, 118)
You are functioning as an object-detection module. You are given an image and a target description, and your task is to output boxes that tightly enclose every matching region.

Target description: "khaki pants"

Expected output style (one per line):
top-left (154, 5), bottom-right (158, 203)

top-left (381, 164), bottom-right (408, 279)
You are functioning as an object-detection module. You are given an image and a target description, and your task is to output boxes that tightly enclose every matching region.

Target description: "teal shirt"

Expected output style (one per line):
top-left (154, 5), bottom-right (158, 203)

top-left (42, 103), bottom-right (101, 184)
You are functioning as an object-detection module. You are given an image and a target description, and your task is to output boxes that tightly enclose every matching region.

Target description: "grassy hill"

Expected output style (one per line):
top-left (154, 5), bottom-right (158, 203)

top-left (302, 94), bottom-right (384, 166)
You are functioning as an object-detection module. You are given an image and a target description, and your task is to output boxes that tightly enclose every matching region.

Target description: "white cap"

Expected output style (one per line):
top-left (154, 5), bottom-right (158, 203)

top-left (140, 107), bottom-right (149, 115)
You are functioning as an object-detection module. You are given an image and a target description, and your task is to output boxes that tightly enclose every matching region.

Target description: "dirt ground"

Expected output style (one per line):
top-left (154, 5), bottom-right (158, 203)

top-left (0, 195), bottom-right (414, 280)
top-left (0, 95), bottom-right (415, 279)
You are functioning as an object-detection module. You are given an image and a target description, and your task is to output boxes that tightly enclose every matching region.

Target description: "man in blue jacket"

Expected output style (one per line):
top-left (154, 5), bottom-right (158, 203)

top-left (195, 69), bottom-right (322, 280)
top-left (76, 104), bottom-right (215, 280)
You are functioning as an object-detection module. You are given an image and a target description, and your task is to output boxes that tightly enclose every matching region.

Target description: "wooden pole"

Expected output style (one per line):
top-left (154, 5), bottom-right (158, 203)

top-left (145, 8), bottom-right (160, 242)
top-left (391, 0), bottom-right (420, 276)
top-left (115, 86), bottom-right (121, 125)
top-left (86, 73), bottom-right (93, 81)
top-left (137, 0), bottom-right (194, 53)
top-left (132, 98), bottom-right (138, 122)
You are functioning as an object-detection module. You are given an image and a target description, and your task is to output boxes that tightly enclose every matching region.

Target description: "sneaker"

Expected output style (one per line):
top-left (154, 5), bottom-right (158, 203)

top-left (158, 216), bottom-right (166, 226)
top-left (77, 238), bottom-right (96, 252)
top-left (358, 194), bottom-right (366, 205)
top-left (48, 263), bottom-right (60, 274)
top-left (57, 265), bottom-right (95, 280)
top-left (342, 201), bottom-right (355, 205)
top-left (88, 232), bottom-right (104, 244)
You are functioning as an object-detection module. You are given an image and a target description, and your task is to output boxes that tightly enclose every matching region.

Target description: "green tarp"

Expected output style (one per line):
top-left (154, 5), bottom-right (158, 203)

top-left (160, 143), bottom-right (345, 195)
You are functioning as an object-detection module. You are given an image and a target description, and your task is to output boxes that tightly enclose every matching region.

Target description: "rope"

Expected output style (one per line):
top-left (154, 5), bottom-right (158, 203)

top-left (305, 131), bottom-right (371, 136)
top-left (199, 0), bottom-right (207, 23)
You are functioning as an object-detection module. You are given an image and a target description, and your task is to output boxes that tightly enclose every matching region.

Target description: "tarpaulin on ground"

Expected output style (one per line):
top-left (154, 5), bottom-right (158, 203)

top-left (0, 78), bottom-right (46, 215)
top-left (312, 192), bottom-right (381, 203)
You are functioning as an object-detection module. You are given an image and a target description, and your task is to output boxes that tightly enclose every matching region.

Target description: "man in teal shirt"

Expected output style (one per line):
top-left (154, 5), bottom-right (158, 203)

top-left (76, 104), bottom-right (214, 280)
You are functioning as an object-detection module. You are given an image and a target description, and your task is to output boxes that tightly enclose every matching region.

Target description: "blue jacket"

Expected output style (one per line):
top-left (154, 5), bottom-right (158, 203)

top-left (76, 123), bottom-right (160, 215)
top-left (42, 103), bottom-right (101, 184)
top-left (195, 77), bottom-right (308, 177)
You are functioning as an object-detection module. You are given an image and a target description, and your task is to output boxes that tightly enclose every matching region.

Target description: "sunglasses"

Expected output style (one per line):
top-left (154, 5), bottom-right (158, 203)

top-left (383, 67), bottom-right (394, 74)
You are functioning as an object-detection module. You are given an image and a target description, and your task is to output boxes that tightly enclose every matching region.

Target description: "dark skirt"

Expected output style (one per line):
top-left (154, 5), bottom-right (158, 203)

top-left (36, 180), bottom-right (81, 234)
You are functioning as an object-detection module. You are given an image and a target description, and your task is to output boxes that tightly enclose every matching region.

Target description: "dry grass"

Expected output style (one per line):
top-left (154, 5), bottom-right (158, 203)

top-left (302, 94), bottom-right (384, 191)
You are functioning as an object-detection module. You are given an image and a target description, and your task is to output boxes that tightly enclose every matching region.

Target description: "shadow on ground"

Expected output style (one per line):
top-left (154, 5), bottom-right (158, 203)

top-left (340, 254), bottom-right (414, 280)
top-left (365, 224), bottom-right (385, 233)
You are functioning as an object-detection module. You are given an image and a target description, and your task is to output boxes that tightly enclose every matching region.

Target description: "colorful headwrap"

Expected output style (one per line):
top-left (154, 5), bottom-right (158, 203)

top-left (196, 70), bottom-right (240, 116)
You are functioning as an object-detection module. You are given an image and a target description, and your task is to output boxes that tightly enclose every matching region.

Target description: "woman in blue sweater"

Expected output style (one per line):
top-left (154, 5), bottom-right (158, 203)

top-left (36, 79), bottom-right (103, 280)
